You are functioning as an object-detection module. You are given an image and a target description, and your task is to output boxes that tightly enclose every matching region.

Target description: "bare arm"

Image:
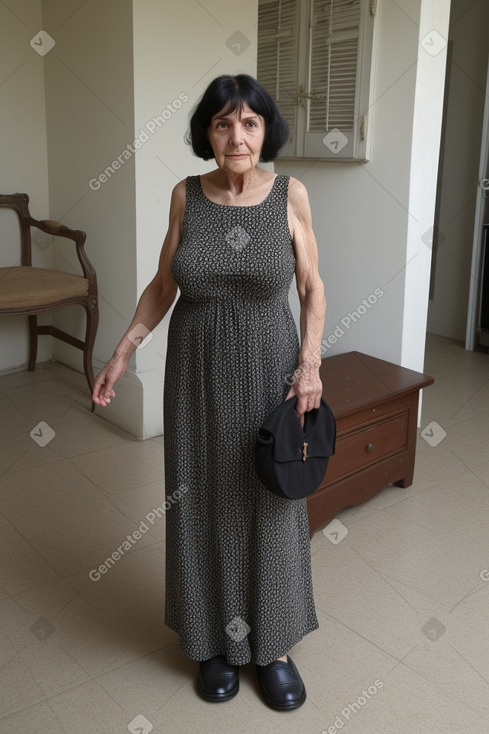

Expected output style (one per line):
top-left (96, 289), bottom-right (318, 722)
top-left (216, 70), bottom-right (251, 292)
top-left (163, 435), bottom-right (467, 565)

top-left (286, 177), bottom-right (327, 417)
top-left (92, 179), bottom-right (186, 406)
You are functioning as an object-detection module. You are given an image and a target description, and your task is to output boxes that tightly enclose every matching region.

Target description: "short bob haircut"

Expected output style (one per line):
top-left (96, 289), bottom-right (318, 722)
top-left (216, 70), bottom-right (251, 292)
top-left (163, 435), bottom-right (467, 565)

top-left (187, 74), bottom-right (289, 162)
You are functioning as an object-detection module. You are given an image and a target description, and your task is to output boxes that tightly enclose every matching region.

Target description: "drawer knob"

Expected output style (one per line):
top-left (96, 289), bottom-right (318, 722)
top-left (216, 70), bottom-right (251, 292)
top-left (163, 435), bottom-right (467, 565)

top-left (365, 442), bottom-right (374, 453)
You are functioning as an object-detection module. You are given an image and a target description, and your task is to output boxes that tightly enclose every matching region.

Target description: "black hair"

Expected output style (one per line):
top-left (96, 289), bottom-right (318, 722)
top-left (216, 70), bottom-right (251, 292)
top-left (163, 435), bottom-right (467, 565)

top-left (186, 74), bottom-right (289, 162)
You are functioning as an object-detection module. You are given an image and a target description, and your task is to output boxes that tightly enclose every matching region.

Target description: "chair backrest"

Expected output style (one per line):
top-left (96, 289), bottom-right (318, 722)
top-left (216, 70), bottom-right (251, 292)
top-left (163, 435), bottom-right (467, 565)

top-left (0, 207), bottom-right (22, 266)
top-left (0, 193), bottom-right (35, 266)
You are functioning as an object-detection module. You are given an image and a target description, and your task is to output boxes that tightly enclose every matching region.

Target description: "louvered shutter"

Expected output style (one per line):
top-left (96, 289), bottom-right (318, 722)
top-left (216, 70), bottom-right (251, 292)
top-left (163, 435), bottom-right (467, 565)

top-left (305, 0), bottom-right (360, 156)
top-left (257, 0), bottom-right (374, 160)
top-left (257, 0), bottom-right (300, 157)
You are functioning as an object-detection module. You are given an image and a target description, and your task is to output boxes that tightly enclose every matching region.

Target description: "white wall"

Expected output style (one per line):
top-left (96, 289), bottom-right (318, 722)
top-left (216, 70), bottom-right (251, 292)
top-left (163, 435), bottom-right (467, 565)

top-left (427, 0), bottom-right (489, 341)
top-left (0, 0), bottom-right (258, 436)
top-left (0, 0), bottom-right (450, 437)
top-left (42, 0), bottom-right (139, 433)
top-left (277, 0), bottom-right (449, 374)
top-left (402, 0), bottom-right (451, 371)
top-left (131, 0), bottom-right (259, 437)
top-left (0, 0), bottom-right (51, 371)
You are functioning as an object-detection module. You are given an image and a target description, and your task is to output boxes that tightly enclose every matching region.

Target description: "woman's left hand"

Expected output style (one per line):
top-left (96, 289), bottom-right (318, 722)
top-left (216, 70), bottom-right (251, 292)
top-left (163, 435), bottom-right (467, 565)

top-left (285, 362), bottom-right (323, 426)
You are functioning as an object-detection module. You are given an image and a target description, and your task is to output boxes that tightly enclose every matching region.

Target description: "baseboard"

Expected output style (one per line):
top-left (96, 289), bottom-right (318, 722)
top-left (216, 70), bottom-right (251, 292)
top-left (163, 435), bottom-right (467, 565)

top-left (426, 322), bottom-right (466, 342)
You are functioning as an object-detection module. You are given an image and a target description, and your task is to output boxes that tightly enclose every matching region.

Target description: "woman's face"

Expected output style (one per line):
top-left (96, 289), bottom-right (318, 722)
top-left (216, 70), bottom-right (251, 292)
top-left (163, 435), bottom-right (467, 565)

top-left (207, 102), bottom-right (265, 175)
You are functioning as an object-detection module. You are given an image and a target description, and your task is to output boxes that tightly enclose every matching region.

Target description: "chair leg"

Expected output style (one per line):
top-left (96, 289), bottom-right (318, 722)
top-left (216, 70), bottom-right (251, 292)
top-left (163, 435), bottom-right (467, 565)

top-left (83, 297), bottom-right (99, 411)
top-left (28, 315), bottom-right (38, 371)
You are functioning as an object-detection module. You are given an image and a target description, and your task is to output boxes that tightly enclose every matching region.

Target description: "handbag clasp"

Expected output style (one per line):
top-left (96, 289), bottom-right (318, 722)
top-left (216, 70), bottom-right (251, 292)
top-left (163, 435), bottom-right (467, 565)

top-left (302, 442), bottom-right (308, 462)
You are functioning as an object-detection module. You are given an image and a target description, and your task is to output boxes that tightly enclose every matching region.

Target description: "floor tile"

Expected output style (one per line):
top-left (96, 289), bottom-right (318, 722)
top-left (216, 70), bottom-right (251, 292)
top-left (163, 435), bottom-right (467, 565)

top-left (0, 522), bottom-right (60, 596)
top-left (0, 596), bottom-right (90, 719)
top-left (69, 441), bottom-right (165, 494)
top-left (0, 700), bottom-right (67, 734)
top-left (0, 338), bottom-right (488, 733)
top-left (0, 460), bottom-right (159, 576)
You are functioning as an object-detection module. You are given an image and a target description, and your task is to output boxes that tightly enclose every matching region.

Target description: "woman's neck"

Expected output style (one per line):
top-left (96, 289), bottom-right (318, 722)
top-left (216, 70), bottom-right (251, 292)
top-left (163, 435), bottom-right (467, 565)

top-left (216, 166), bottom-right (258, 197)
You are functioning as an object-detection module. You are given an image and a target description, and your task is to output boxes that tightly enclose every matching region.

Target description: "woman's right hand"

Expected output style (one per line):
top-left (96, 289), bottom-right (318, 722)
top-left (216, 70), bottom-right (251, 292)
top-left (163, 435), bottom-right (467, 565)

top-left (92, 353), bottom-right (129, 407)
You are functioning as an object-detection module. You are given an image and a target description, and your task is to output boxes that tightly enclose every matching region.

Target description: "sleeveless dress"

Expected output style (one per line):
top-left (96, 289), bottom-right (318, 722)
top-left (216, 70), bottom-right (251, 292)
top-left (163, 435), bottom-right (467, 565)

top-left (163, 174), bottom-right (319, 666)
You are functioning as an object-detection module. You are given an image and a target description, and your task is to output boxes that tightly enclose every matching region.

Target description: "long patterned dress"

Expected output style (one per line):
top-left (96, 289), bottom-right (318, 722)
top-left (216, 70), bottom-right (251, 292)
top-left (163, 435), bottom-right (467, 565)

top-left (163, 174), bottom-right (318, 666)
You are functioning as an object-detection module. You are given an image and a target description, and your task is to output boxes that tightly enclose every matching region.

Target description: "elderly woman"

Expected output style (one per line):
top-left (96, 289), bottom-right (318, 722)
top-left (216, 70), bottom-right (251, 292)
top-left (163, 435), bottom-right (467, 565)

top-left (93, 74), bottom-right (326, 712)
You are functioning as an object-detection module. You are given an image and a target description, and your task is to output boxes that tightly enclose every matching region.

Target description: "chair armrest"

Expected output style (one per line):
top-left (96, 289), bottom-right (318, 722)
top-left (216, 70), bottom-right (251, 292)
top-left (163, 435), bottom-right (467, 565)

top-left (31, 217), bottom-right (97, 289)
top-left (39, 219), bottom-right (69, 234)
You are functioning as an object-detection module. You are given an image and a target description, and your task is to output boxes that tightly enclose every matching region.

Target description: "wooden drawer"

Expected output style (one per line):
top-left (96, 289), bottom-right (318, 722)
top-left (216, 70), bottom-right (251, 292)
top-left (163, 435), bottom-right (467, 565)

top-left (325, 409), bottom-right (409, 484)
top-left (307, 352), bottom-right (434, 537)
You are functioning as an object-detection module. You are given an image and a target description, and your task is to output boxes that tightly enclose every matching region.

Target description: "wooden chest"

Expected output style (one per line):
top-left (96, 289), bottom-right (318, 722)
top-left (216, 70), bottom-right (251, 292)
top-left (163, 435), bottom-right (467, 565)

top-left (306, 351), bottom-right (434, 536)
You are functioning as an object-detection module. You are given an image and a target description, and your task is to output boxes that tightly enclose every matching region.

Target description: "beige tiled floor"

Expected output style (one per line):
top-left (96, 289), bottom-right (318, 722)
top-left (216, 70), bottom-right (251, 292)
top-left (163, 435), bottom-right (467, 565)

top-left (1, 333), bottom-right (489, 733)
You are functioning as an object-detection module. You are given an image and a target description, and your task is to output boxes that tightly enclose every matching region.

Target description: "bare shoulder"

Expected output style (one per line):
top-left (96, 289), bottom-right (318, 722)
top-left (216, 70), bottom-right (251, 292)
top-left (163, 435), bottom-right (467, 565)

top-left (167, 178), bottom-right (188, 232)
top-left (170, 178), bottom-right (187, 209)
top-left (287, 176), bottom-right (313, 225)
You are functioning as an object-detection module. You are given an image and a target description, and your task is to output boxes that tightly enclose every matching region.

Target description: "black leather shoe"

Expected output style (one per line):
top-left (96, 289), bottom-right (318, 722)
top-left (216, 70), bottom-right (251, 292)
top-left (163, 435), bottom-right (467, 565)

top-left (197, 655), bottom-right (239, 702)
top-left (255, 655), bottom-right (306, 711)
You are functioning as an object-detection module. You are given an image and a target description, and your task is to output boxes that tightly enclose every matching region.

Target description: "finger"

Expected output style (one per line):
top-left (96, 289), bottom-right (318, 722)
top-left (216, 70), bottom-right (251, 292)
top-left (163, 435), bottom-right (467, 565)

top-left (285, 386), bottom-right (296, 401)
top-left (93, 389), bottom-right (108, 406)
top-left (307, 395), bottom-right (318, 412)
top-left (299, 394), bottom-right (319, 415)
top-left (97, 391), bottom-right (114, 407)
top-left (92, 383), bottom-right (115, 406)
top-left (92, 384), bottom-right (108, 403)
top-left (295, 396), bottom-right (307, 417)
top-left (98, 375), bottom-right (117, 399)
top-left (92, 375), bottom-right (107, 401)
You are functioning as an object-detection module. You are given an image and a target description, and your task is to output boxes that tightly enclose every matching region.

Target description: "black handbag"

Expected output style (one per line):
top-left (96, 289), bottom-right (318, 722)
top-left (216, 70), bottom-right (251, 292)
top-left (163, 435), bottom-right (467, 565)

top-left (255, 396), bottom-right (336, 500)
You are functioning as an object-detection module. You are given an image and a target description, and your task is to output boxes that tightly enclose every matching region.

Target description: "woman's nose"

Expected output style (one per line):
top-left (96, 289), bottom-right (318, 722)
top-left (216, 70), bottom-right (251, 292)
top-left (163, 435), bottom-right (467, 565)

top-left (229, 123), bottom-right (244, 146)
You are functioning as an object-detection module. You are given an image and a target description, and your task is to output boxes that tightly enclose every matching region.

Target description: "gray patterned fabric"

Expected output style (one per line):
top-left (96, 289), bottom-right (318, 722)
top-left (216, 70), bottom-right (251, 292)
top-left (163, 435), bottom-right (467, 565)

top-left (163, 174), bottom-right (318, 666)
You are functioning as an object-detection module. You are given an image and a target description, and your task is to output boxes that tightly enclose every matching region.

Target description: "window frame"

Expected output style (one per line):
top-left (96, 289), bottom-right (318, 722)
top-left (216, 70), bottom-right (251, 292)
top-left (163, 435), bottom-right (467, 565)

top-left (257, 0), bottom-right (377, 162)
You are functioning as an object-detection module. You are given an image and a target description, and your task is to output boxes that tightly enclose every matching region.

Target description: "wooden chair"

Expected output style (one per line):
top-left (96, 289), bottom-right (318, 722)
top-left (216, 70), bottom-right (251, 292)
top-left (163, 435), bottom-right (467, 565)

top-left (0, 193), bottom-right (98, 409)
